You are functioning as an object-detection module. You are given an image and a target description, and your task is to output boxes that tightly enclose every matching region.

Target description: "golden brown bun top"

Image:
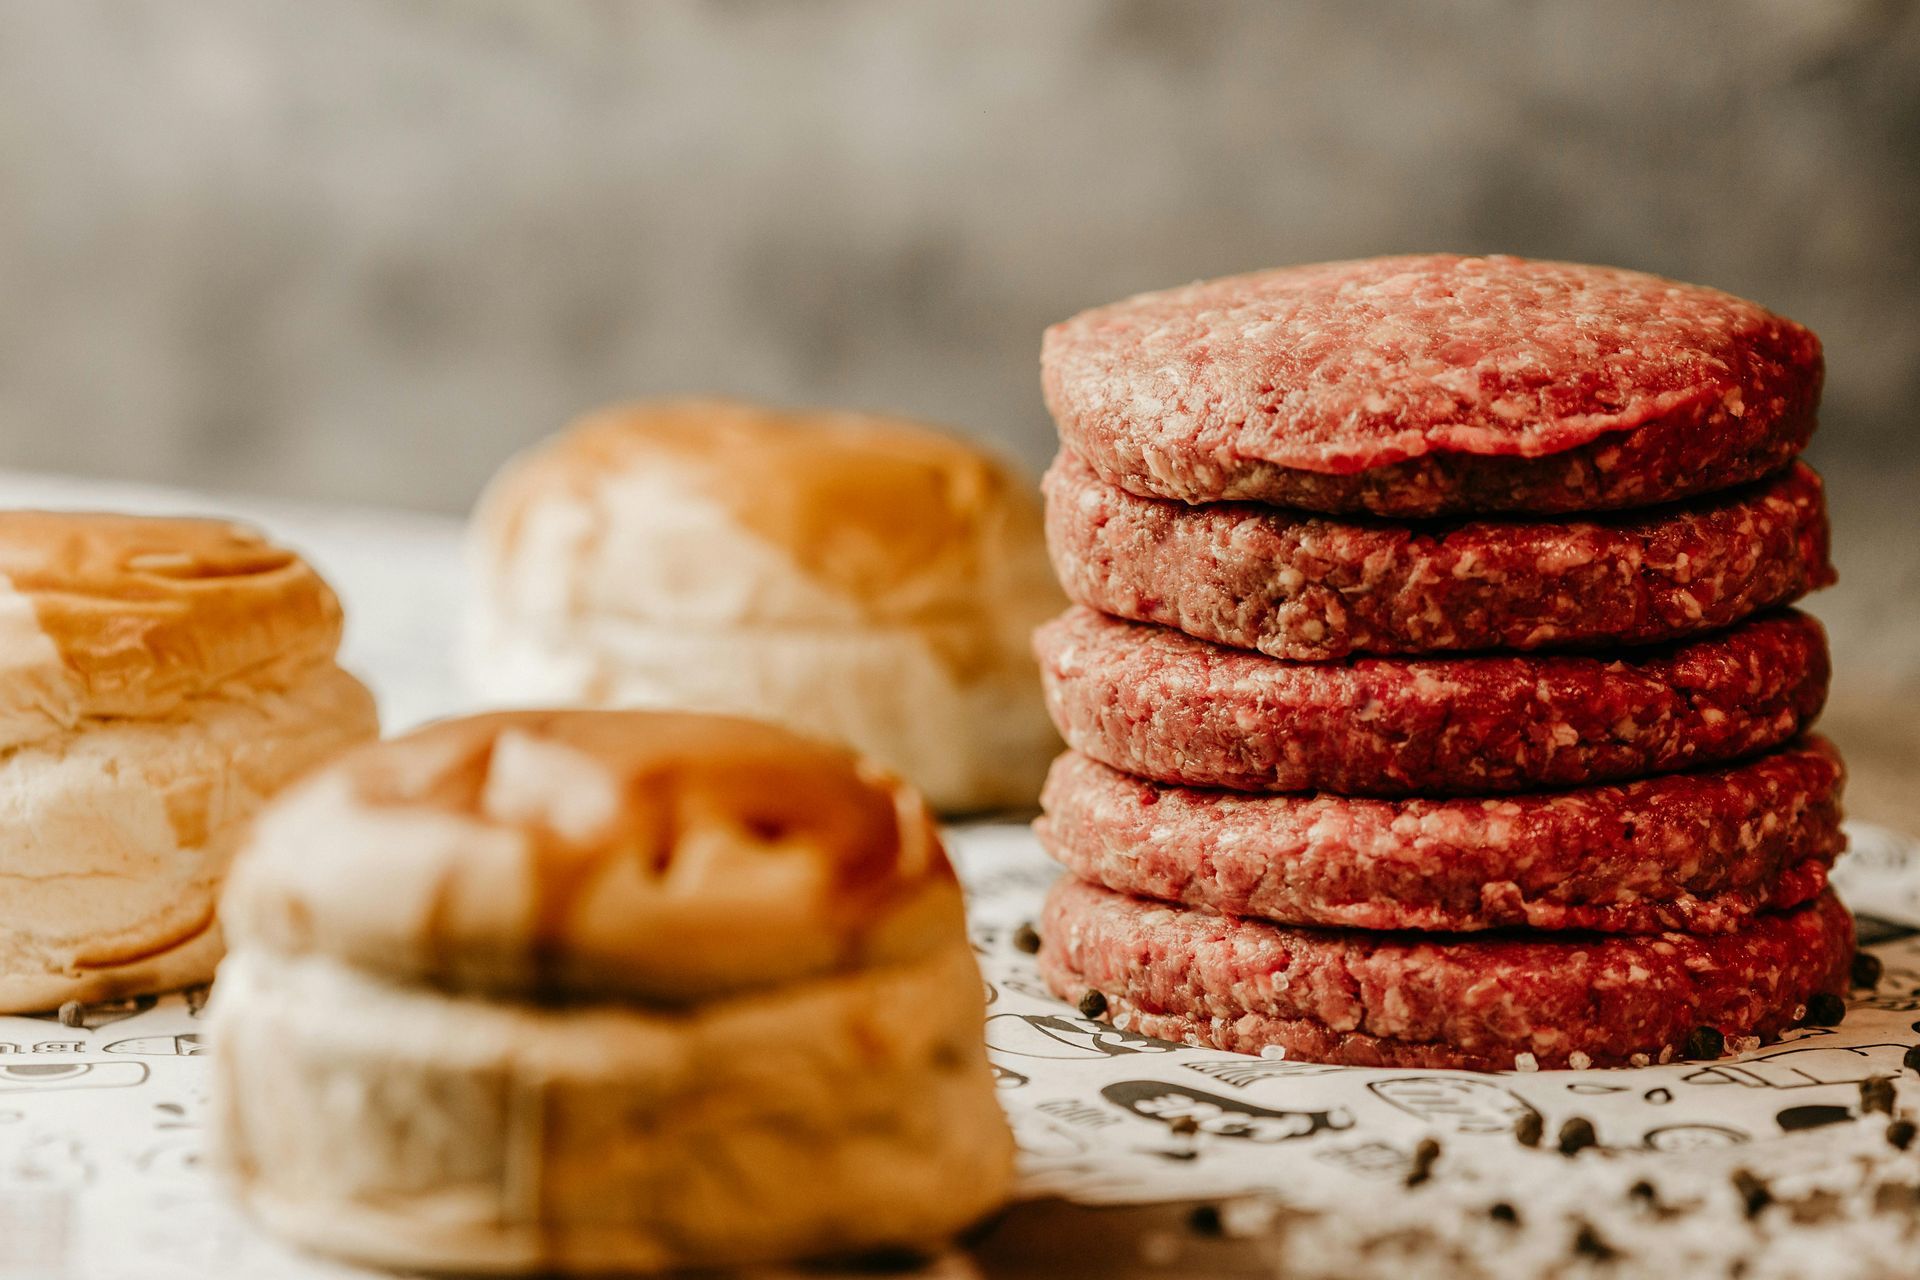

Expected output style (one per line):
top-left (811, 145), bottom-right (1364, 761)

top-left (0, 511), bottom-right (347, 746)
top-left (473, 397), bottom-right (1049, 625)
top-left (221, 709), bottom-right (966, 1003)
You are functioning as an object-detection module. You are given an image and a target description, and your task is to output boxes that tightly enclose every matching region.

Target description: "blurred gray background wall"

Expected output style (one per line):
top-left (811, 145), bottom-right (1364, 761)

top-left (2, 0), bottom-right (1915, 507)
top-left (3, 0), bottom-right (1919, 819)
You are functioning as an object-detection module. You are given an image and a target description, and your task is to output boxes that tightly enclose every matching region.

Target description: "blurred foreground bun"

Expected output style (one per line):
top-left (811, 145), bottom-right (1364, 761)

top-left (464, 398), bottom-right (1061, 812)
top-left (0, 512), bottom-right (377, 1012)
top-left (211, 709), bottom-right (1014, 1275)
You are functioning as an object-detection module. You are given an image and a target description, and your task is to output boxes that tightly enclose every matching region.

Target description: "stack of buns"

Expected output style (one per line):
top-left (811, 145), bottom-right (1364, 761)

top-left (1031, 255), bottom-right (1854, 1070)
top-left (211, 709), bottom-right (1013, 1274)
top-left (464, 398), bottom-right (1061, 814)
top-left (0, 512), bottom-right (377, 1012)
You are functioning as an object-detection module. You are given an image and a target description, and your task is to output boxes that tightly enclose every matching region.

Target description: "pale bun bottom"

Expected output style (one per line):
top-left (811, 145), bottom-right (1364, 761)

top-left (0, 918), bottom-right (224, 1011)
top-left (0, 664), bottom-right (377, 1013)
top-left (210, 942), bottom-right (1014, 1275)
top-left (463, 612), bottom-right (1058, 814)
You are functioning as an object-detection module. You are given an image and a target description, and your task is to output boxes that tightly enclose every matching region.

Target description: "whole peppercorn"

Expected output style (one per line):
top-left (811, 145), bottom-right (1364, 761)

top-left (1187, 1205), bottom-right (1223, 1237)
top-left (1854, 951), bottom-right (1885, 989)
top-left (1011, 923), bottom-right (1041, 954)
top-left (1077, 989), bottom-right (1108, 1018)
top-left (1902, 1044), bottom-right (1920, 1075)
top-left (1557, 1117), bottom-right (1598, 1156)
top-left (1804, 993), bottom-right (1847, 1027)
top-left (1488, 1202), bottom-right (1520, 1225)
top-left (1861, 1076), bottom-right (1897, 1117)
top-left (1513, 1111), bottom-right (1544, 1148)
top-left (1887, 1119), bottom-right (1917, 1151)
top-left (1684, 1026), bottom-right (1726, 1061)
top-left (1732, 1169), bottom-right (1772, 1219)
top-left (1405, 1137), bottom-right (1441, 1187)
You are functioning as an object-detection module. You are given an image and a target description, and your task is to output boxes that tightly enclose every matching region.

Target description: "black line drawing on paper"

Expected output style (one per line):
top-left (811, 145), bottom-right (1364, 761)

top-left (1644, 1088), bottom-right (1674, 1105)
top-left (1567, 1082), bottom-right (1630, 1096)
top-left (1776, 1104), bottom-right (1855, 1132)
top-left (2, 1135), bottom-right (94, 1188)
top-left (1367, 1076), bottom-right (1541, 1136)
top-left (0, 1062), bottom-right (148, 1093)
top-left (1848, 964), bottom-right (1920, 1013)
top-left (982, 979), bottom-right (999, 1007)
top-left (985, 1012), bottom-right (1180, 1059)
top-left (1854, 915), bottom-right (1919, 948)
top-left (1038, 1098), bottom-right (1121, 1130)
top-left (1101, 1080), bottom-right (1353, 1144)
top-left (1643, 1123), bottom-right (1748, 1151)
top-left (1010, 1111), bottom-right (1093, 1159)
top-left (133, 1138), bottom-right (204, 1183)
top-left (1184, 1058), bottom-right (1348, 1087)
top-left (990, 1062), bottom-right (1029, 1090)
top-left (104, 1034), bottom-right (203, 1057)
top-left (993, 973), bottom-right (1066, 1003)
top-left (1315, 1140), bottom-right (1414, 1180)
top-left (1682, 1042), bottom-right (1908, 1089)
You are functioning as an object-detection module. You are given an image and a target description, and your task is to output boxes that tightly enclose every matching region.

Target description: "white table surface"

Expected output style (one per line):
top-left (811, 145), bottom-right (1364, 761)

top-left (5, 470), bottom-right (1920, 1280)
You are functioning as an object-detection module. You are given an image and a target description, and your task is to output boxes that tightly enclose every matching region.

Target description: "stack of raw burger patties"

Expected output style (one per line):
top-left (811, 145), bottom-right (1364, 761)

top-left (1032, 254), bottom-right (1852, 1071)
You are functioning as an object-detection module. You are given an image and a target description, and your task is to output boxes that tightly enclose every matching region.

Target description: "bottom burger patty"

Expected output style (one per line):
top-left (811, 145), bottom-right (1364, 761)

top-left (1038, 877), bottom-right (1853, 1072)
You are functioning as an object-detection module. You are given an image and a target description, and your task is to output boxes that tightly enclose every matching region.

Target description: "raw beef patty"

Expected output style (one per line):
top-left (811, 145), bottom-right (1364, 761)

top-left (1045, 450), bottom-right (1833, 661)
top-left (1034, 606), bottom-right (1829, 796)
top-left (1038, 876), bottom-right (1853, 1071)
top-left (1036, 740), bottom-right (1844, 935)
top-left (1041, 254), bottom-right (1823, 516)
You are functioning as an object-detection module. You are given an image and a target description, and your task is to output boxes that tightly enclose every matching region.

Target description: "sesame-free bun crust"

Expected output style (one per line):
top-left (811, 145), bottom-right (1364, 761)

top-left (464, 399), bottom-right (1061, 812)
top-left (221, 709), bottom-right (966, 1003)
top-left (211, 709), bottom-right (1014, 1272)
top-left (0, 511), bottom-right (348, 750)
top-left (0, 511), bottom-right (377, 1013)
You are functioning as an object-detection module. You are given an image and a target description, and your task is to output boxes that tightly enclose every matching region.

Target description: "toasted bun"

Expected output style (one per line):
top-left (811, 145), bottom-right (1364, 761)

top-left (0, 511), bottom-right (348, 751)
top-left (463, 399), bottom-right (1060, 812)
top-left (221, 709), bottom-right (966, 1003)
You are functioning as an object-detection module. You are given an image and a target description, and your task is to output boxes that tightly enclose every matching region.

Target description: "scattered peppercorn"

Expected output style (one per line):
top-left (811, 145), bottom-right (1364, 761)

top-left (1732, 1169), bottom-right (1772, 1218)
top-left (1854, 951), bottom-right (1885, 989)
top-left (1903, 1044), bottom-right (1920, 1075)
top-left (1684, 1025), bottom-right (1725, 1060)
top-left (1488, 1202), bottom-right (1519, 1225)
top-left (1169, 1115), bottom-right (1200, 1138)
top-left (1628, 1180), bottom-right (1658, 1204)
top-left (1187, 1204), bottom-right (1223, 1237)
top-left (1888, 1119), bottom-right (1917, 1151)
top-left (1557, 1116), bottom-right (1597, 1156)
top-left (1012, 923), bottom-right (1041, 954)
top-left (1077, 989), bottom-right (1108, 1018)
top-left (1804, 993), bottom-right (1847, 1027)
top-left (1862, 1075), bottom-right (1897, 1116)
top-left (1571, 1223), bottom-right (1616, 1261)
top-left (56, 1001), bottom-right (84, 1029)
top-left (1513, 1111), bottom-right (1544, 1148)
top-left (1405, 1137), bottom-right (1441, 1187)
